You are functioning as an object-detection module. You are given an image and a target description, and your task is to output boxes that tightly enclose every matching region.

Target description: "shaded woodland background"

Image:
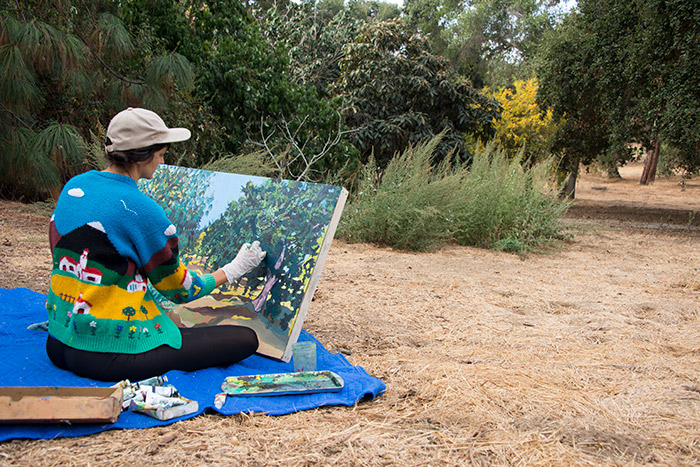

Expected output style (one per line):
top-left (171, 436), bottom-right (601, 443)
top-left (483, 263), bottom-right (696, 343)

top-left (2, 0), bottom-right (698, 209)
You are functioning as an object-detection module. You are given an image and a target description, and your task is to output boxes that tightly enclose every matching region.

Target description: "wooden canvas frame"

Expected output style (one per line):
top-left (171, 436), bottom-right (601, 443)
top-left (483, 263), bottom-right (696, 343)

top-left (140, 165), bottom-right (347, 362)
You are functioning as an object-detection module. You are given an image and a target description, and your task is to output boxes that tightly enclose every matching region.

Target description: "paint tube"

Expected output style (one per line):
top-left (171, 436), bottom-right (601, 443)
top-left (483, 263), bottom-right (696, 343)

top-left (111, 379), bottom-right (131, 390)
top-left (112, 379), bottom-right (138, 409)
top-left (135, 375), bottom-right (168, 387)
top-left (141, 391), bottom-right (189, 408)
top-left (214, 392), bottom-right (227, 409)
top-left (127, 399), bottom-right (149, 412)
top-left (128, 393), bottom-right (174, 411)
top-left (137, 384), bottom-right (179, 398)
top-left (115, 375), bottom-right (196, 419)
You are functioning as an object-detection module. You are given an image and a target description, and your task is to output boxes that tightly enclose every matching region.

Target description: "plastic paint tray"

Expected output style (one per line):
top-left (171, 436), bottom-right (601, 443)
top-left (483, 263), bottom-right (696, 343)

top-left (221, 370), bottom-right (344, 396)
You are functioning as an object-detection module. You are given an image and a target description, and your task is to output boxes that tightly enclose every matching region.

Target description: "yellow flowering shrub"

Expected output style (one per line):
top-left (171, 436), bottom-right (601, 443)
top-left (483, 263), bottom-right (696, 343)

top-left (491, 78), bottom-right (558, 162)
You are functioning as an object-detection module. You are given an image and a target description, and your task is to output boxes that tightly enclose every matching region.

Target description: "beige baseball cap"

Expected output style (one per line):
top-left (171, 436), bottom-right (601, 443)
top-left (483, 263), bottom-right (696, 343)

top-left (105, 107), bottom-right (191, 152)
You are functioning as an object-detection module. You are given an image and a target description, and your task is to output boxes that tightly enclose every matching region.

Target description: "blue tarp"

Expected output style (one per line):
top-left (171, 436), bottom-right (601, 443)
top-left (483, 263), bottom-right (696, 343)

top-left (0, 288), bottom-right (385, 441)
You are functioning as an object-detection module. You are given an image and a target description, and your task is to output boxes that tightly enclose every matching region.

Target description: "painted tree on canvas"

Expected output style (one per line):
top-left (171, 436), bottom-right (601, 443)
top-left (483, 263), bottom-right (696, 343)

top-left (197, 179), bottom-right (341, 332)
top-left (140, 167), bottom-right (215, 250)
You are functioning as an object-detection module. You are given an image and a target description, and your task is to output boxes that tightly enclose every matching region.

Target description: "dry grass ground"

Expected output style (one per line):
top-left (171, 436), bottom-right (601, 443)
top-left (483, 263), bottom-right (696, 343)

top-left (1, 162), bottom-right (700, 466)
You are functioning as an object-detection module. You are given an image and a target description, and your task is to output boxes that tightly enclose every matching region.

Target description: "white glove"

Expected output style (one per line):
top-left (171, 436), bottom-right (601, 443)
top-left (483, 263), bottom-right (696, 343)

top-left (221, 241), bottom-right (267, 284)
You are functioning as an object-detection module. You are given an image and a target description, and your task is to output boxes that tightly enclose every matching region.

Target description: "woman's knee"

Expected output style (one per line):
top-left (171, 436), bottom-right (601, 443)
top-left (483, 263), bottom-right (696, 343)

top-left (241, 327), bottom-right (259, 351)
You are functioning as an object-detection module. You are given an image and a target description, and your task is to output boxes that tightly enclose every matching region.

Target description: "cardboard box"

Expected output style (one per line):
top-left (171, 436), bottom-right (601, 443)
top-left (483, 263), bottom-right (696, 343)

top-left (0, 386), bottom-right (123, 424)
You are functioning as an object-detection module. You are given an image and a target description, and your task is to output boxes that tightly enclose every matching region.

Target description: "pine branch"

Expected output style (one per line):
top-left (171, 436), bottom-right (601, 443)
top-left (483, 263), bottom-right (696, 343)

top-left (53, 3), bottom-right (144, 86)
top-left (0, 102), bottom-right (34, 131)
top-left (13, 0), bottom-right (26, 22)
top-left (72, 29), bottom-right (145, 86)
top-left (78, 0), bottom-right (97, 22)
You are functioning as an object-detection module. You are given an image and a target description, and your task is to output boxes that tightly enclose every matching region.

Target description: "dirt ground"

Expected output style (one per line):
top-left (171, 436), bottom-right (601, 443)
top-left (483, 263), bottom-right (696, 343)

top-left (1, 161), bottom-right (700, 466)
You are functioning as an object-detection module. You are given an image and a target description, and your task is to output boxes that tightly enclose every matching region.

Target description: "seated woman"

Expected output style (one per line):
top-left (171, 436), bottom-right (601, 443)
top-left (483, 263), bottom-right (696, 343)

top-left (46, 107), bottom-right (265, 382)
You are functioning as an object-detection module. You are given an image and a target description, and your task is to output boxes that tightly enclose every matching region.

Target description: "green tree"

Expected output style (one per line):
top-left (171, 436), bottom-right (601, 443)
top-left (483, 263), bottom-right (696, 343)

top-left (254, 2), bottom-right (361, 99)
top-left (405, 0), bottom-right (567, 88)
top-left (121, 0), bottom-right (355, 180)
top-left (197, 179), bottom-right (342, 331)
top-left (403, 0), bottom-right (462, 71)
top-left (122, 306), bottom-right (137, 321)
top-left (345, 0), bottom-right (401, 22)
top-left (628, 0), bottom-right (700, 182)
top-left (0, 1), bottom-right (196, 199)
top-left (118, 0), bottom-right (278, 153)
top-left (333, 19), bottom-right (500, 168)
top-left (537, 0), bottom-right (700, 189)
top-left (537, 13), bottom-right (613, 197)
top-left (245, 2), bottom-right (367, 180)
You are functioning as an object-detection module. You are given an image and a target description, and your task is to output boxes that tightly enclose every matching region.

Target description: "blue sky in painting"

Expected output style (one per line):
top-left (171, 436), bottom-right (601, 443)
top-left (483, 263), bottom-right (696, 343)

top-left (197, 172), bottom-right (266, 229)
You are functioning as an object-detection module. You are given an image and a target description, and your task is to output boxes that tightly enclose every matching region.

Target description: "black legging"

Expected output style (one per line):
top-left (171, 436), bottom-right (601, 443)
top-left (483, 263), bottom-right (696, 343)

top-left (46, 326), bottom-right (258, 382)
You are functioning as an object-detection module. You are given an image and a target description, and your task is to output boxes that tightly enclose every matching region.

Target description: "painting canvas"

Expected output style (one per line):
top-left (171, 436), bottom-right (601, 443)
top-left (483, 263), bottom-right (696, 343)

top-left (139, 165), bottom-right (347, 362)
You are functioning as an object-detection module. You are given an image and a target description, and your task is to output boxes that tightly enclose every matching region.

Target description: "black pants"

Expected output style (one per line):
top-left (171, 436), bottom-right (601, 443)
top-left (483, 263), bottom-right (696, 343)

top-left (46, 326), bottom-right (258, 382)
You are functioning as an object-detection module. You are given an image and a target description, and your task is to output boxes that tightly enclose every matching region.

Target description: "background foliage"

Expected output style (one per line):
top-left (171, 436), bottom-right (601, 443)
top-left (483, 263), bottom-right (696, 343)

top-left (537, 0), bottom-right (700, 189)
top-left (119, 0), bottom-right (355, 180)
top-left (404, 0), bottom-right (567, 88)
top-left (489, 78), bottom-right (557, 163)
top-left (0, 0), bottom-right (219, 199)
top-left (332, 19), bottom-right (500, 168)
top-left (2, 0), bottom-right (696, 251)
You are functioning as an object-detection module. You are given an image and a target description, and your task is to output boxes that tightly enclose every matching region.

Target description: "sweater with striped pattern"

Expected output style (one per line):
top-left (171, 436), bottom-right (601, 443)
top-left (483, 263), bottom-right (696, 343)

top-left (47, 170), bottom-right (215, 354)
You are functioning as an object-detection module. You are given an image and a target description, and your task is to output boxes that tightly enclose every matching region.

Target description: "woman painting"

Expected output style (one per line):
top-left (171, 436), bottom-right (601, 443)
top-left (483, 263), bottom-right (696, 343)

top-left (46, 107), bottom-right (264, 382)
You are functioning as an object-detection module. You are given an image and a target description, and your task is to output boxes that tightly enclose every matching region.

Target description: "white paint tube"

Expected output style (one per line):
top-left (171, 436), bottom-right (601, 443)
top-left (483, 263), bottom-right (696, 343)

top-left (143, 391), bottom-right (189, 408)
top-left (138, 384), bottom-right (179, 398)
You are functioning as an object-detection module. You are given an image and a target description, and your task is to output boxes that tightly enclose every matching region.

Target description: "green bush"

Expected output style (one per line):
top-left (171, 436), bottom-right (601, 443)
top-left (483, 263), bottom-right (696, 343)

top-left (451, 144), bottom-right (570, 252)
top-left (337, 135), bottom-right (569, 253)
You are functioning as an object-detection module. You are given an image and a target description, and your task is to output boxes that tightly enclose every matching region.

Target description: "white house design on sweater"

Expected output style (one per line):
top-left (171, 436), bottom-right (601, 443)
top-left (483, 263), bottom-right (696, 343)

top-left (71, 293), bottom-right (93, 315)
top-left (59, 249), bottom-right (103, 284)
top-left (127, 273), bottom-right (148, 293)
top-left (182, 271), bottom-right (193, 290)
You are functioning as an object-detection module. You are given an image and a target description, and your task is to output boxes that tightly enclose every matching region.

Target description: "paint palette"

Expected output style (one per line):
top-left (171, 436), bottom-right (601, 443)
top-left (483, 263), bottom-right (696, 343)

top-left (221, 370), bottom-right (344, 396)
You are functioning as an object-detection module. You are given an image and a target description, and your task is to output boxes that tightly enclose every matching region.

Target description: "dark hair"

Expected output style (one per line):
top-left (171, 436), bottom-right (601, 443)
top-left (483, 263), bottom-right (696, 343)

top-left (104, 142), bottom-right (170, 169)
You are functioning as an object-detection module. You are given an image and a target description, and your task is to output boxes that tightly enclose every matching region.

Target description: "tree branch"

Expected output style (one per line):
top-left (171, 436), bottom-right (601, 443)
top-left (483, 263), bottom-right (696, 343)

top-left (13, 0), bottom-right (27, 22)
top-left (254, 102), bottom-right (361, 181)
top-left (72, 29), bottom-right (146, 86)
top-left (0, 102), bottom-right (34, 131)
top-left (258, 117), bottom-right (283, 173)
top-left (55, 2), bottom-right (145, 86)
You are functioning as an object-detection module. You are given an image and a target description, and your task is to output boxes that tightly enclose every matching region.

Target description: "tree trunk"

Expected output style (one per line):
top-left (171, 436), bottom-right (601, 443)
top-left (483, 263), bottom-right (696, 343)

top-left (252, 244), bottom-right (285, 314)
top-left (558, 157), bottom-right (580, 199)
top-left (561, 171), bottom-right (577, 199)
top-left (640, 138), bottom-right (660, 185)
top-left (607, 166), bottom-right (621, 179)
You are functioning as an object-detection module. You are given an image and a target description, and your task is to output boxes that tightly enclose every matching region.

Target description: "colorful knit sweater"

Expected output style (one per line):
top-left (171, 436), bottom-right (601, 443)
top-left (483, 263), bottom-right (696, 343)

top-left (47, 170), bottom-right (216, 354)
